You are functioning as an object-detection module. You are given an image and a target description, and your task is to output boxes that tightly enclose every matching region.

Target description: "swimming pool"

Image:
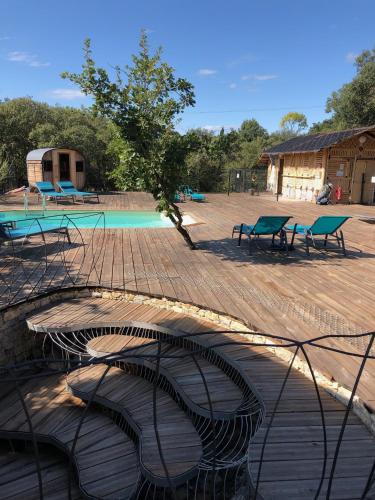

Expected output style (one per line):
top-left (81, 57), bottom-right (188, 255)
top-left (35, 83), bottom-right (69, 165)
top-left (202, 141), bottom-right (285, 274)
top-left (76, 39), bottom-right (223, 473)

top-left (0, 210), bottom-right (174, 229)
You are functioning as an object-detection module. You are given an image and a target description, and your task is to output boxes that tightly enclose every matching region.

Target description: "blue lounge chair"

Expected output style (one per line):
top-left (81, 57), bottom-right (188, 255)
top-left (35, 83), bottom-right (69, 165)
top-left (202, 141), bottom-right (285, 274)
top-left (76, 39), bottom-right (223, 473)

top-left (0, 220), bottom-right (71, 244)
top-left (174, 192), bottom-right (185, 203)
top-left (181, 186), bottom-right (206, 202)
top-left (287, 216), bottom-right (351, 255)
top-left (232, 215), bottom-right (292, 254)
top-left (57, 181), bottom-right (100, 203)
top-left (35, 182), bottom-right (73, 204)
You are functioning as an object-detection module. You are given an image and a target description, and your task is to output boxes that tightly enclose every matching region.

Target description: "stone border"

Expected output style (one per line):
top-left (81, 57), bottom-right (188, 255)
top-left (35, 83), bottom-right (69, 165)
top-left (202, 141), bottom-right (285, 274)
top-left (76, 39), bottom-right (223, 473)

top-left (1, 285), bottom-right (374, 434)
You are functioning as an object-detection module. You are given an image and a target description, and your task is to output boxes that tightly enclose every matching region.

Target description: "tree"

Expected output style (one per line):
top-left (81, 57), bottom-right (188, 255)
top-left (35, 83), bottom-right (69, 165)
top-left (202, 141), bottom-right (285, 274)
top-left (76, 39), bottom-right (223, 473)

top-left (308, 118), bottom-right (337, 134)
top-left (279, 112), bottom-right (308, 135)
top-left (62, 33), bottom-right (196, 248)
top-left (0, 98), bottom-right (50, 185)
top-left (237, 136), bottom-right (265, 167)
top-left (326, 50), bottom-right (375, 127)
top-left (238, 119), bottom-right (268, 143)
top-left (354, 46), bottom-right (375, 72)
top-left (183, 127), bottom-right (240, 192)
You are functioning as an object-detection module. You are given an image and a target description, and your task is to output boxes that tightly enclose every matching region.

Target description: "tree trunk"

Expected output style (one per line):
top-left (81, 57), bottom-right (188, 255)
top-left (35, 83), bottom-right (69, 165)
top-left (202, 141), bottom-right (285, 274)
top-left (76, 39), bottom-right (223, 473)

top-left (168, 202), bottom-right (196, 250)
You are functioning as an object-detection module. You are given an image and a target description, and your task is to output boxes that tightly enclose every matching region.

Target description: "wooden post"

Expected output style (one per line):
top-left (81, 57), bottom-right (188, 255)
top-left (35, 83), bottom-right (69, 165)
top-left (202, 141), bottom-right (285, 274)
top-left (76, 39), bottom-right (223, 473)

top-left (52, 149), bottom-right (59, 186)
top-left (70, 151), bottom-right (77, 187)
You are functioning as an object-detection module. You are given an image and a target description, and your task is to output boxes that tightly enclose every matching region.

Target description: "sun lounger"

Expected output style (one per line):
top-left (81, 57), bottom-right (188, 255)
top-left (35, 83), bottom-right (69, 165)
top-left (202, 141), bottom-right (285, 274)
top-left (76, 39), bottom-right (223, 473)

top-left (56, 181), bottom-right (100, 203)
top-left (35, 182), bottom-right (74, 204)
top-left (287, 216), bottom-right (351, 255)
top-left (174, 192), bottom-right (185, 202)
top-left (0, 220), bottom-right (71, 244)
top-left (232, 215), bottom-right (292, 254)
top-left (181, 186), bottom-right (206, 202)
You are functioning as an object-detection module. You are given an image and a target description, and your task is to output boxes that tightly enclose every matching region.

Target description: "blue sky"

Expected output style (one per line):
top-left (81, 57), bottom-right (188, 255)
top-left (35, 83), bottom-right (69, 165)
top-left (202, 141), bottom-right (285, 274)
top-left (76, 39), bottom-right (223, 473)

top-left (1, 0), bottom-right (374, 133)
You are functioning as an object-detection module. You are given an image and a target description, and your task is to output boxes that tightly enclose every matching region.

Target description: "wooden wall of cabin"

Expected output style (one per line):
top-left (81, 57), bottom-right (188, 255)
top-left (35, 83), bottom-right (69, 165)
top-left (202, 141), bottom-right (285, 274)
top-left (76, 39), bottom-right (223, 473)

top-left (327, 134), bottom-right (375, 204)
top-left (279, 151), bottom-right (326, 201)
top-left (26, 161), bottom-right (43, 186)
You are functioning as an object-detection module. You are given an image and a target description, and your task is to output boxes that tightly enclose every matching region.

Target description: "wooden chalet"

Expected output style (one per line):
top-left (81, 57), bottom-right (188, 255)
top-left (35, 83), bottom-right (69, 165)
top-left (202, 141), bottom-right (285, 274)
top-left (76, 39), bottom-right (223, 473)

top-left (261, 126), bottom-right (375, 203)
top-left (26, 147), bottom-right (86, 190)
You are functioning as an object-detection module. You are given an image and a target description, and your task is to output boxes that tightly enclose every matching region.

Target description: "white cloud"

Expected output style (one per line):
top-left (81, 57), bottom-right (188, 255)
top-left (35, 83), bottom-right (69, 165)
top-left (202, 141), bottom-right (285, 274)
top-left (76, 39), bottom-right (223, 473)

top-left (198, 68), bottom-right (217, 76)
top-left (346, 51), bottom-right (358, 63)
top-left (7, 51), bottom-right (50, 67)
top-left (49, 88), bottom-right (86, 100)
top-left (229, 83), bottom-right (237, 89)
top-left (241, 74), bottom-right (277, 81)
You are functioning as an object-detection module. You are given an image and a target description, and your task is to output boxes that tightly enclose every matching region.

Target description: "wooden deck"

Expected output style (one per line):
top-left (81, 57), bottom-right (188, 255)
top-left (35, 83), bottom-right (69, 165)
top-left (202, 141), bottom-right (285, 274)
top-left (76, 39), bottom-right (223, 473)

top-left (4, 191), bottom-right (374, 409)
top-left (0, 443), bottom-right (82, 499)
top-left (0, 373), bottom-right (140, 499)
top-left (27, 298), bottom-right (375, 500)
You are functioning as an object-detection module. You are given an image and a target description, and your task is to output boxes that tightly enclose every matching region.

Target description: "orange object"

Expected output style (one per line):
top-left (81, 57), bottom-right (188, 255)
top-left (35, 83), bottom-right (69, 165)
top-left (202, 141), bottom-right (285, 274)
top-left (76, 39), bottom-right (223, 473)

top-left (335, 185), bottom-right (343, 201)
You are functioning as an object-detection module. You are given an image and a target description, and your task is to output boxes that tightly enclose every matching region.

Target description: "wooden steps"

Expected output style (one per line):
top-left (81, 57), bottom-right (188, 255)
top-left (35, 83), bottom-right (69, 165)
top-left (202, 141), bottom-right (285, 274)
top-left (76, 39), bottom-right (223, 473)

top-left (0, 375), bottom-right (139, 499)
top-left (0, 446), bottom-right (82, 500)
top-left (86, 333), bottom-right (244, 418)
top-left (67, 364), bottom-right (203, 486)
top-left (25, 298), bottom-right (375, 498)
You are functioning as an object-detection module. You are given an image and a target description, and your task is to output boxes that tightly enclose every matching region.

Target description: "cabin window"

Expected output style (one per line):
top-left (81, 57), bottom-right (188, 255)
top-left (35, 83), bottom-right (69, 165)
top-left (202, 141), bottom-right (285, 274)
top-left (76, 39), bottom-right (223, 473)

top-left (43, 160), bottom-right (53, 172)
top-left (76, 161), bottom-right (84, 172)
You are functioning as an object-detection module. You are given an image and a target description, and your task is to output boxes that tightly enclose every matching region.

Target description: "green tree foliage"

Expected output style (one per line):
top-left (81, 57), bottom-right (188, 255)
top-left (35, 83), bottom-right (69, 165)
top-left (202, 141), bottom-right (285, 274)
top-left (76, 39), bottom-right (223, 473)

top-left (184, 128), bottom-right (240, 192)
top-left (309, 118), bottom-right (336, 134)
top-left (236, 136), bottom-right (265, 168)
top-left (62, 32), bottom-right (196, 248)
top-left (238, 119), bottom-right (268, 142)
top-left (279, 112), bottom-right (308, 135)
top-left (326, 48), bottom-right (375, 127)
top-left (183, 119), bottom-right (270, 193)
top-left (0, 98), bottom-right (50, 185)
top-left (184, 129), bottom-right (223, 192)
top-left (0, 97), bottom-right (116, 188)
top-left (354, 46), bottom-right (375, 72)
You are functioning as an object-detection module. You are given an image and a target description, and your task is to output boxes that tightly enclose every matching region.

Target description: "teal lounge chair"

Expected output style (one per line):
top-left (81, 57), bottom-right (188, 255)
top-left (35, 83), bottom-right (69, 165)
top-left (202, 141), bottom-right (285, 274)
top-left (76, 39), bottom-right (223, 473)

top-left (174, 192), bottom-right (185, 203)
top-left (0, 220), bottom-right (71, 244)
top-left (287, 216), bottom-right (351, 255)
top-left (232, 215), bottom-right (292, 254)
top-left (181, 186), bottom-right (206, 202)
top-left (35, 182), bottom-right (73, 203)
top-left (57, 181), bottom-right (100, 203)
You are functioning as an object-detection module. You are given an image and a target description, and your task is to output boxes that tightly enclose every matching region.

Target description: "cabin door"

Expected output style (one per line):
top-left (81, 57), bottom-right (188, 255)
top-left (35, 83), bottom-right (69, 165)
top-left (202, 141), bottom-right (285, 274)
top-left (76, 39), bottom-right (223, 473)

top-left (351, 160), bottom-right (366, 203)
top-left (59, 154), bottom-right (70, 181)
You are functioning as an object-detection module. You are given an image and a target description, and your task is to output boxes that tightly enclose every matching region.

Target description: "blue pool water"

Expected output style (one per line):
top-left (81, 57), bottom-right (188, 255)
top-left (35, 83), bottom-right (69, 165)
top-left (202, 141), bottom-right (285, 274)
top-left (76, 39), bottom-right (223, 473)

top-left (0, 210), bottom-right (174, 229)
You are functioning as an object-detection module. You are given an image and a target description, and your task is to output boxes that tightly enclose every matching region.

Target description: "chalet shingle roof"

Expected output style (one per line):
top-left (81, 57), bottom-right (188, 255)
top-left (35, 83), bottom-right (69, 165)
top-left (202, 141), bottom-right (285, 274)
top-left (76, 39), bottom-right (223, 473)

top-left (264, 126), bottom-right (375, 155)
